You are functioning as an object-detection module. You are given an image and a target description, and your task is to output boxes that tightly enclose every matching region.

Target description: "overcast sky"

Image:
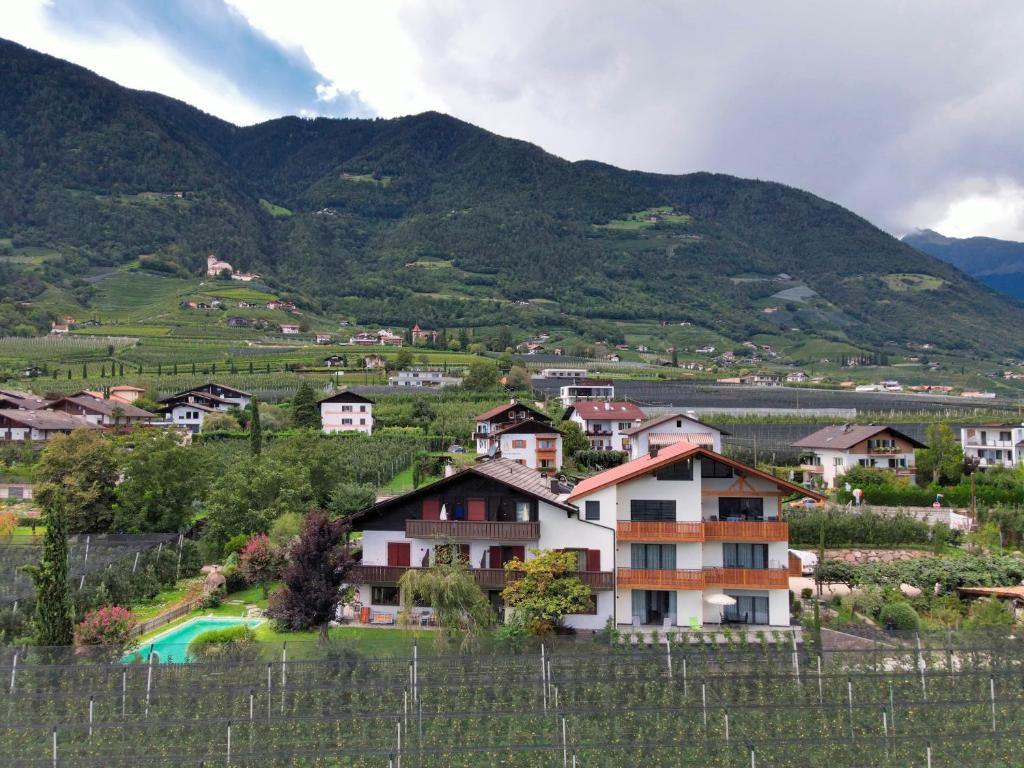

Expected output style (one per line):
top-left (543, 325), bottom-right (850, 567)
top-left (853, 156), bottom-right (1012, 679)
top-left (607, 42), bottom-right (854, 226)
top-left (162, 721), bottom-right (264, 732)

top-left (7, 0), bottom-right (1024, 240)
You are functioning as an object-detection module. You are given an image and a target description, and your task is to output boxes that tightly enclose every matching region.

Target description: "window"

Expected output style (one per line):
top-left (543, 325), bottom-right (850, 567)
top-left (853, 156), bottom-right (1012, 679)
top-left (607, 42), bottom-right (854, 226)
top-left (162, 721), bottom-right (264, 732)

top-left (718, 498), bottom-right (764, 521)
top-left (723, 543), bottom-right (768, 569)
top-left (8, 486), bottom-right (22, 500)
top-left (655, 459), bottom-right (692, 481)
top-left (631, 544), bottom-right (676, 570)
top-left (585, 500), bottom-right (600, 520)
top-left (341, 405), bottom-right (353, 412)
top-left (359, 419), bottom-right (366, 425)
top-left (371, 586), bottom-right (400, 606)
top-left (723, 595), bottom-right (769, 625)
top-left (515, 501), bottom-right (530, 522)
top-left (342, 418), bottom-right (353, 425)
top-left (701, 459), bottom-right (733, 478)
top-left (618, 422), bottom-right (632, 431)
top-left (630, 500), bottom-right (676, 521)
top-left (538, 439), bottom-right (554, 449)
top-left (833, 457), bottom-right (844, 467)
top-left (360, 405), bottom-right (367, 412)
top-left (511, 439), bottom-right (527, 449)
top-left (539, 459), bottom-right (554, 469)
top-left (1001, 431), bottom-right (1012, 442)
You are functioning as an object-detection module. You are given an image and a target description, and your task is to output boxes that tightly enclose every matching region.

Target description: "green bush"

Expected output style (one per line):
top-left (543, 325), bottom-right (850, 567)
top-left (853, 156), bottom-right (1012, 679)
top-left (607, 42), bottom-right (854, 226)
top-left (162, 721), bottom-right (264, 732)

top-left (187, 624), bottom-right (258, 661)
top-left (965, 598), bottom-right (1013, 629)
top-left (800, 587), bottom-right (813, 600)
top-left (199, 587), bottom-right (224, 609)
top-left (879, 602), bottom-right (919, 631)
top-left (788, 507), bottom-right (953, 548)
top-left (222, 534), bottom-right (250, 558)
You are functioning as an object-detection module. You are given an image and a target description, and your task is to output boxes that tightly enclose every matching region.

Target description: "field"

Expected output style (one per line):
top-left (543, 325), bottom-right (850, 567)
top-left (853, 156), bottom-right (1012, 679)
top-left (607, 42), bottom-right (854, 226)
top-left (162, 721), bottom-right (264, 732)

top-left (0, 630), bottom-right (1022, 766)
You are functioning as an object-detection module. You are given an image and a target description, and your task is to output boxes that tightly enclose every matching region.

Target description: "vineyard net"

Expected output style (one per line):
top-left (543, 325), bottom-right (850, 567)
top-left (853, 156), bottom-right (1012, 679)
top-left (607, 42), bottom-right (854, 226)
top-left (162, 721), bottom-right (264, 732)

top-left (1, 630), bottom-right (1023, 767)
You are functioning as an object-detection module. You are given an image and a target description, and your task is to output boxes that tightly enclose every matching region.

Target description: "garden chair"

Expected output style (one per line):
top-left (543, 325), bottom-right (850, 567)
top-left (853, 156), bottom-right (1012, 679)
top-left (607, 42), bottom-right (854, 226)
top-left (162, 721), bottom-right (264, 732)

top-left (688, 616), bottom-right (701, 631)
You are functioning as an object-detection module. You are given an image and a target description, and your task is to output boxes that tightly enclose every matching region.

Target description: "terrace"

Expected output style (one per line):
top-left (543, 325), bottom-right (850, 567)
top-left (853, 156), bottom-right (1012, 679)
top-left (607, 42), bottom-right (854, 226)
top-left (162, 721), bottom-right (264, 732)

top-left (405, 519), bottom-right (540, 541)
top-left (351, 564), bottom-right (614, 591)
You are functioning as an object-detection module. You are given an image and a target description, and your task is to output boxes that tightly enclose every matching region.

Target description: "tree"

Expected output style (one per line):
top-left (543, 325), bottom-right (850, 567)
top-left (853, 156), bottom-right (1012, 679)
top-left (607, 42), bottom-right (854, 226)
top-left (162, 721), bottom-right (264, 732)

top-left (249, 396), bottom-right (263, 456)
top-left (0, 509), bottom-right (16, 540)
top-left (409, 398), bottom-right (436, 429)
top-left (267, 512), bottom-right (353, 642)
top-left (506, 365), bottom-right (532, 391)
top-left (110, 404), bottom-right (124, 427)
top-left (395, 347), bottom-right (414, 369)
top-left (559, 420), bottom-right (590, 457)
top-left (291, 382), bottom-right (320, 429)
top-left (238, 534), bottom-right (285, 598)
top-left (201, 412), bottom-right (240, 433)
top-left (268, 512), bottom-right (304, 549)
top-left (114, 430), bottom-right (204, 533)
top-left (399, 554), bottom-right (494, 649)
top-left (327, 481), bottom-right (376, 520)
top-left (501, 549), bottom-right (592, 634)
top-left (916, 423), bottom-right (964, 485)
top-left (463, 360), bottom-right (499, 391)
top-left (36, 430), bottom-right (120, 534)
top-left (23, 496), bottom-right (74, 646)
top-left (75, 606), bottom-right (137, 658)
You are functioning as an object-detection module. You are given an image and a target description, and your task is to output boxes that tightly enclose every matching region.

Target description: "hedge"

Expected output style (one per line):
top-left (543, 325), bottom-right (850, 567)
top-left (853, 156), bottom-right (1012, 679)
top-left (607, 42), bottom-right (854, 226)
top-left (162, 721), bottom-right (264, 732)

top-left (836, 482), bottom-right (1024, 508)
top-left (788, 507), bottom-right (954, 549)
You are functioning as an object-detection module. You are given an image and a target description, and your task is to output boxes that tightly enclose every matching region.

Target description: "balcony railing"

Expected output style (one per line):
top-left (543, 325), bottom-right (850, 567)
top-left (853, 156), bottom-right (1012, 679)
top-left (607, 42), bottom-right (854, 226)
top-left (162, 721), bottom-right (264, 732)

top-left (618, 521), bottom-right (704, 542)
top-left (703, 567), bottom-right (789, 589)
top-left (616, 568), bottom-right (704, 590)
top-left (703, 520), bottom-right (788, 541)
top-left (405, 519), bottom-right (540, 541)
top-left (350, 565), bottom-right (613, 590)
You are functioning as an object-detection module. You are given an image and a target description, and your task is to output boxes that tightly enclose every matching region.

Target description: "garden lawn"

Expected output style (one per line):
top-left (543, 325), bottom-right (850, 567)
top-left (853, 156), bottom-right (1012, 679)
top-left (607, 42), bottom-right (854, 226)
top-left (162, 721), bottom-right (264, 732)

top-left (251, 625), bottom-right (429, 657)
top-left (132, 577), bottom-right (203, 622)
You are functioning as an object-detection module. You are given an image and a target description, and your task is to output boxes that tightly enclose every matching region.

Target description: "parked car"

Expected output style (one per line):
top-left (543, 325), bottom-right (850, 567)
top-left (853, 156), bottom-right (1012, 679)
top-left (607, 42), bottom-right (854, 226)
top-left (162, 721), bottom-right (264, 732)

top-left (447, 444), bottom-right (466, 454)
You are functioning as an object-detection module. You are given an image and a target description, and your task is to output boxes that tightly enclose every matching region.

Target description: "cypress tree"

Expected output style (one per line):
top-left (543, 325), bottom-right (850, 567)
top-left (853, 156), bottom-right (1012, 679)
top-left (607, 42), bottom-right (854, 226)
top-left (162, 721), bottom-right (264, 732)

top-left (249, 397), bottom-right (262, 457)
top-left (24, 497), bottom-right (74, 646)
top-left (292, 382), bottom-right (320, 429)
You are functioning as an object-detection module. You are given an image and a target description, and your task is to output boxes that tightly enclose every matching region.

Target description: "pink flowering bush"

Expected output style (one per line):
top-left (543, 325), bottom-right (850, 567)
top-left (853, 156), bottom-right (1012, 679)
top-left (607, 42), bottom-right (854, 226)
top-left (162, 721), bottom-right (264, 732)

top-left (238, 533), bottom-right (284, 597)
top-left (75, 606), bottom-right (138, 650)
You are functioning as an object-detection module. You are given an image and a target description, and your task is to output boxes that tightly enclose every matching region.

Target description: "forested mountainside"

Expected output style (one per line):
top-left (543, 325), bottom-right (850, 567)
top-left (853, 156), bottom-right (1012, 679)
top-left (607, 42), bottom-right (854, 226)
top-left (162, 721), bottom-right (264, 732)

top-left (903, 229), bottom-right (1024, 301)
top-left (2, 38), bottom-right (1023, 357)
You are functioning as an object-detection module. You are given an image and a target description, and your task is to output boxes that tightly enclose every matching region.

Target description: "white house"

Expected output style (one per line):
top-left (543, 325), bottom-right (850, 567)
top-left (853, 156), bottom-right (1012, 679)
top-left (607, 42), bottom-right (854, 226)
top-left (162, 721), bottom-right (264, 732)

top-left (280, 324), bottom-right (301, 335)
top-left (568, 441), bottom-right (821, 628)
top-left (538, 368), bottom-right (588, 379)
top-left (564, 401), bottom-right (645, 452)
top-left (319, 391), bottom-right (374, 434)
top-left (960, 424), bottom-right (1024, 468)
top-left (622, 412), bottom-right (726, 458)
top-left (158, 383), bottom-right (252, 433)
top-left (47, 395), bottom-right (156, 427)
top-left (347, 458), bottom-right (615, 630)
top-left (791, 424), bottom-right (925, 488)
top-left (474, 401), bottom-right (562, 470)
top-left (559, 379), bottom-right (615, 407)
top-left (0, 409), bottom-right (98, 441)
top-left (387, 369), bottom-right (464, 388)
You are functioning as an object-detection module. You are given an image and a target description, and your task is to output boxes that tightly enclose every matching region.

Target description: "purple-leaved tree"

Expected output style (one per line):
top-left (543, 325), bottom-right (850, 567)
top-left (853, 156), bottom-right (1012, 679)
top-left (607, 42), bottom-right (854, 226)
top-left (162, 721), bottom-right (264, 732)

top-left (267, 512), bottom-right (353, 643)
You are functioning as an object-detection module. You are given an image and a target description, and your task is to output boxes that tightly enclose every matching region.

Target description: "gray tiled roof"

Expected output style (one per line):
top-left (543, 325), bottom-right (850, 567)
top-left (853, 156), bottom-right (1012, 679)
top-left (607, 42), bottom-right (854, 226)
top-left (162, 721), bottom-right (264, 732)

top-left (470, 458), bottom-right (570, 508)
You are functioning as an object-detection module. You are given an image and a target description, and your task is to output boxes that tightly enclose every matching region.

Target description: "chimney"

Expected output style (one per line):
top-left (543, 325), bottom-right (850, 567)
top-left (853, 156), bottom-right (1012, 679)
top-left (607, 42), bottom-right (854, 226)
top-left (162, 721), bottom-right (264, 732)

top-left (604, 402), bottom-right (610, 411)
top-left (649, 445), bottom-right (660, 459)
top-left (444, 462), bottom-right (456, 478)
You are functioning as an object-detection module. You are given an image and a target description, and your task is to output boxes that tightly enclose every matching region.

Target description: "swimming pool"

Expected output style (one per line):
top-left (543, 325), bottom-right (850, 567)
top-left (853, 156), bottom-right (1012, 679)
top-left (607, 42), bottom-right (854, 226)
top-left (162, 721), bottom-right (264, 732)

top-left (123, 617), bottom-right (264, 664)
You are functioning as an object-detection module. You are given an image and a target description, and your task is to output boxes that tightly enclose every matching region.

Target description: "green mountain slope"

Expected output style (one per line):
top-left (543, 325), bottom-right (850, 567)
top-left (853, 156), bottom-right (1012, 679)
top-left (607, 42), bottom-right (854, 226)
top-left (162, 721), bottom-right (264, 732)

top-left (903, 229), bottom-right (1024, 301)
top-left (2, 38), bottom-right (1023, 358)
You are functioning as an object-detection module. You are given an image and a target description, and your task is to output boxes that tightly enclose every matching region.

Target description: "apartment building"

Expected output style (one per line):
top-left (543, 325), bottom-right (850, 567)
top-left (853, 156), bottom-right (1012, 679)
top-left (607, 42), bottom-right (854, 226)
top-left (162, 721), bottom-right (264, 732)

top-left (387, 369), bottom-right (464, 388)
top-left (622, 412), bottom-right (726, 458)
top-left (159, 383), bottom-right (253, 433)
top-left (347, 458), bottom-right (614, 630)
top-left (568, 441), bottom-right (821, 628)
top-left (559, 379), bottom-right (615, 407)
top-left (564, 401), bottom-right (645, 452)
top-left (319, 391), bottom-right (374, 434)
top-left (792, 424), bottom-right (924, 488)
top-left (960, 424), bottom-right (1024, 468)
top-left (473, 401), bottom-right (563, 470)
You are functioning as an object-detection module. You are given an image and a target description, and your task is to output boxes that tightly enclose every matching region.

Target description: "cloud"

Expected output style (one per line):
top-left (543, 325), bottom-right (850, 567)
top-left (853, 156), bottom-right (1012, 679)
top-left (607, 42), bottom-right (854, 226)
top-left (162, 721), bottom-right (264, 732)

top-left (918, 180), bottom-right (1024, 241)
top-left (8, 1), bottom-right (1024, 241)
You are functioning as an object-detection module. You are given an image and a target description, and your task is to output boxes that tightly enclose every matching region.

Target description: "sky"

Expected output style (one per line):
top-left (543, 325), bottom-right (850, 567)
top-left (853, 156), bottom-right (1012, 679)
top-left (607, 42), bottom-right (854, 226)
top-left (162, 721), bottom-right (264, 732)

top-left (6, 0), bottom-right (1024, 241)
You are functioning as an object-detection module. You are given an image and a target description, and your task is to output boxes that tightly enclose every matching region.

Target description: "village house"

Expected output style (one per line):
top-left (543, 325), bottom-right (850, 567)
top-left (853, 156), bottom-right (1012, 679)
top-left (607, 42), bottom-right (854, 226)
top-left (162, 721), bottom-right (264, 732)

top-left (621, 412), bottom-right (726, 459)
top-left (558, 379), bottom-right (615, 407)
top-left (266, 300), bottom-right (297, 312)
top-left (960, 424), bottom-right (1024, 468)
top-left (349, 330), bottom-right (403, 346)
top-left (387, 369), bottom-right (464, 388)
top-left (363, 354), bottom-right (386, 370)
top-left (410, 324), bottom-right (439, 344)
top-left (0, 389), bottom-right (49, 410)
top-left (315, 334), bottom-right (333, 344)
top-left (568, 441), bottom-right (822, 628)
top-left (792, 424), bottom-right (925, 488)
top-left (228, 317), bottom-right (249, 327)
top-left (539, 368), bottom-right (588, 379)
top-left (206, 254), bottom-right (233, 276)
top-left (473, 401), bottom-right (563, 471)
top-left (106, 385), bottom-right (146, 405)
top-left (0, 409), bottom-right (99, 441)
top-left (346, 457), bottom-right (614, 629)
top-left (280, 324), bottom-right (301, 335)
top-left (159, 384), bottom-right (252, 433)
top-left (50, 322), bottom-right (69, 334)
top-left (786, 371), bottom-right (808, 383)
top-left (319, 391), bottom-right (374, 434)
top-left (564, 401), bottom-right (646, 452)
top-left (738, 373), bottom-right (782, 387)
top-left (46, 394), bottom-right (156, 427)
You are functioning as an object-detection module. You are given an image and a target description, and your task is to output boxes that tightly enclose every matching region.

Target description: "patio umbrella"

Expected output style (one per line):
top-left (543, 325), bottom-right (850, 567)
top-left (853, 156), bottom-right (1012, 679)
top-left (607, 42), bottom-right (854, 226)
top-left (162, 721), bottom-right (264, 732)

top-left (439, 504), bottom-right (448, 521)
top-left (704, 594), bottom-right (737, 606)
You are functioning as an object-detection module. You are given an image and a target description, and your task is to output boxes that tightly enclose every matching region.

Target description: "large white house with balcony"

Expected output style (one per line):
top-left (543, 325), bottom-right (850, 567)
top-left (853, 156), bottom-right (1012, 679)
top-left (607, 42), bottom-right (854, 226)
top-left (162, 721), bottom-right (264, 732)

top-left (791, 424), bottom-right (925, 489)
top-left (347, 458), bottom-right (615, 630)
top-left (558, 379), bottom-right (615, 407)
top-left (564, 401), bottom-right (645, 452)
top-left (621, 412), bottom-right (726, 458)
top-left (960, 424), bottom-right (1024, 468)
top-left (319, 391), bottom-right (374, 434)
top-left (568, 441), bottom-right (822, 628)
top-left (473, 401), bottom-right (563, 470)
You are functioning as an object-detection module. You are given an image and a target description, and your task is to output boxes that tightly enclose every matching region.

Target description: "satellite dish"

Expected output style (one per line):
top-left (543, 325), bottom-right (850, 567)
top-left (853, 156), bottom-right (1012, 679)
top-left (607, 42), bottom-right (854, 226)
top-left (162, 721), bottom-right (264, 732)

top-left (487, 443), bottom-right (498, 458)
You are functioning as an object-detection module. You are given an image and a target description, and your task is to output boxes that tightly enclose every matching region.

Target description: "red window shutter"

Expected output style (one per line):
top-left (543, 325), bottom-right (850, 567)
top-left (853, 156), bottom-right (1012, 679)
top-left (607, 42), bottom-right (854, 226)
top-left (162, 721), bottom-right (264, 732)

top-left (467, 498), bottom-right (486, 521)
top-left (387, 542), bottom-right (410, 567)
top-left (586, 549), bottom-right (601, 572)
top-left (511, 546), bottom-right (526, 563)
top-left (422, 498), bottom-right (440, 520)
top-left (488, 546), bottom-right (502, 569)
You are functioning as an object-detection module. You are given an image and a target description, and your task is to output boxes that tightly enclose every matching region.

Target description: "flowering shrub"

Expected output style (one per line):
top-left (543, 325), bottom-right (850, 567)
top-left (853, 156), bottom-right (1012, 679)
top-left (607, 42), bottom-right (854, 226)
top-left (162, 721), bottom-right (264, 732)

top-left (74, 606), bottom-right (137, 648)
top-left (0, 509), bottom-right (16, 539)
top-left (238, 534), bottom-right (284, 597)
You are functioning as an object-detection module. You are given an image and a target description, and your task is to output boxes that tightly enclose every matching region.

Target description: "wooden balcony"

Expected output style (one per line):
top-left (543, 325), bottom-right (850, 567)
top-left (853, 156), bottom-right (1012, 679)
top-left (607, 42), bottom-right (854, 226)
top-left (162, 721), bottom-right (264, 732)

top-left (405, 519), bottom-right (540, 541)
top-left (703, 567), bottom-right (790, 589)
top-left (350, 565), bottom-right (613, 591)
top-left (616, 568), bottom-right (704, 590)
top-left (703, 520), bottom-right (788, 541)
top-left (618, 521), bottom-right (705, 542)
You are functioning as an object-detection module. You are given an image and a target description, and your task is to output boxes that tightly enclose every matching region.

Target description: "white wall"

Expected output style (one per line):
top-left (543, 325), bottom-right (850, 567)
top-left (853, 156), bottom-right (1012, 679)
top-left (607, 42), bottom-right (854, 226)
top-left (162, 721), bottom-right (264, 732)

top-left (628, 421), bottom-right (723, 458)
top-left (321, 402), bottom-right (373, 434)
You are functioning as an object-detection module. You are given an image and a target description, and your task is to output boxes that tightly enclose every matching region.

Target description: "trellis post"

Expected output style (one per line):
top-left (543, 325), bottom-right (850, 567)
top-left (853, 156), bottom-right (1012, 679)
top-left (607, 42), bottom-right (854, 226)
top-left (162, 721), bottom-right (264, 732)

top-left (817, 655), bottom-right (823, 704)
top-left (226, 720), bottom-right (232, 766)
top-left (682, 656), bottom-right (687, 697)
top-left (88, 695), bottom-right (94, 739)
top-left (9, 652), bottom-right (16, 694)
top-left (52, 726), bottom-right (57, 768)
top-left (701, 681), bottom-right (707, 727)
top-left (990, 674), bottom-right (997, 732)
top-left (791, 632), bottom-right (800, 685)
top-left (723, 707), bottom-right (729, 742)
top-left (144, 645), bottom-right (154, 718)
top-left (280, 642), bottom-right (287, 715)
top-left (916, 633), bottom-right (927, 700)
top-left (266, 662), bottom-right (272, 720)
top-left (541, 644), bottom-right (548, 712)
top-left (847, 676), bottom-right (854, 740)
top-left (561, 716), bottom-right (568, 768)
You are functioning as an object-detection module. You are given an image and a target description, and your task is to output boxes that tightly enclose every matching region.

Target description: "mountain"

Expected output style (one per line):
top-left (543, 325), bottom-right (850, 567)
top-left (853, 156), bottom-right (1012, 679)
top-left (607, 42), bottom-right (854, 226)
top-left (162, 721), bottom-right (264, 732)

top-left (903, 229), bottom-right (1024, 301)
top-left (3, 38), bottom-right (1024, 359)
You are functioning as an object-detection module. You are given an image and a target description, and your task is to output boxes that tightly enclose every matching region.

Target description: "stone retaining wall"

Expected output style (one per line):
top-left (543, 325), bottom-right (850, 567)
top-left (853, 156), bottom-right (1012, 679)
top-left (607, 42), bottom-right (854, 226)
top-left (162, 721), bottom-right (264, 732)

top-left (823, 548), bottom-right (934, 565)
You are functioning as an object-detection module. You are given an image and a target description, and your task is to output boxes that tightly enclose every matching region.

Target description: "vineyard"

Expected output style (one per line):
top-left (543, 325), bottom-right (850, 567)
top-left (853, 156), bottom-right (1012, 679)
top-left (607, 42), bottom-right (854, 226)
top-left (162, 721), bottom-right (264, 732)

top-left (0, 630), bottom-right (1022, 766)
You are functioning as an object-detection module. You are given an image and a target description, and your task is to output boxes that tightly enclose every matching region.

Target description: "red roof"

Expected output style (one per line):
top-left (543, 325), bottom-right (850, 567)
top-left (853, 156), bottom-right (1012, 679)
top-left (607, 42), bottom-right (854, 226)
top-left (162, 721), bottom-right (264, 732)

top-left (569, 401), bottom-right (645, 421)
top-left (567, 440), bottom-right (823, 502)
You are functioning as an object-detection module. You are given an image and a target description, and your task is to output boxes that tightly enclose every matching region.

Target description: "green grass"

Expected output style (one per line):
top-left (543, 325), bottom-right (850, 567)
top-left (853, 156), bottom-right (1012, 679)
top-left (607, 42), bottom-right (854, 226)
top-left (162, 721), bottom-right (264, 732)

top-left (340, 173), bottom-right (393, 186)
top-left (883, 273), bottom-right (946, 292)
top-left (251, 625), bottom-right (429, 657)
top-left (198, 285), bottom-right (276, 301)
top-left (132, 578), bottom-right (203, 622)
top-left (594, 206), bottom-right (691, 230)
top-left (72, 325), bottom-right (171, 337)
top-left (259, 198), bottom-right (293, 218)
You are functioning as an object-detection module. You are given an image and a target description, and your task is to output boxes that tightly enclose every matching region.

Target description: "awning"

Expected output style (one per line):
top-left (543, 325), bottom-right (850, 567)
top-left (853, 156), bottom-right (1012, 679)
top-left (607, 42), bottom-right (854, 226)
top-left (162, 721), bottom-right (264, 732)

top-left (649, 432), bottom-right (714, 447)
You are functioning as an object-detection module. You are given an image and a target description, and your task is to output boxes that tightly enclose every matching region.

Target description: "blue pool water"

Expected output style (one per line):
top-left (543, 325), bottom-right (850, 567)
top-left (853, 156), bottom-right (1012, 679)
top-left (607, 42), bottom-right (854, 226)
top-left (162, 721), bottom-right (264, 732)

top-left (123, 617), bottom-right (264, 664)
